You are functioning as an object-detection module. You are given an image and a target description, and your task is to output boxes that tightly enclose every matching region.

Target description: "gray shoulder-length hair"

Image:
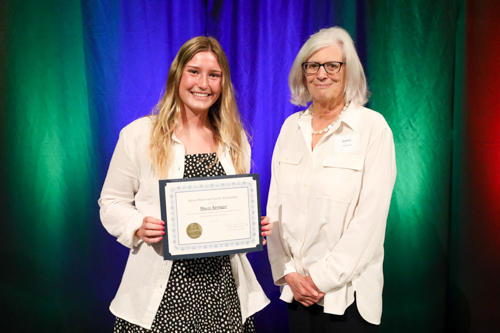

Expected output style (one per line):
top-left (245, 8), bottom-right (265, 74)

top-left (289, 26), bottom-right (368, 107)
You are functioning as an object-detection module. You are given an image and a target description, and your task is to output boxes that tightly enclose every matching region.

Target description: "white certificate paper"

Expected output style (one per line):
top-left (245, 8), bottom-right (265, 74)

top-left (159, 174), bottom-right (262, 260)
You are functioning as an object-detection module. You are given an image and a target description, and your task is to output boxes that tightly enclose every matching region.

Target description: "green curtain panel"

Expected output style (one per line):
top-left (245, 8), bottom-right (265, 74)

top-left (366, 1), bottom-right (459, 331)
top-left (1, 0), bottom-right (99, 328)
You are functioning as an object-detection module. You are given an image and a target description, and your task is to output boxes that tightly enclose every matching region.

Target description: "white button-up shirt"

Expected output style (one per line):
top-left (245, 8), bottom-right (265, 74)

top-left (267, 104), bottom-right (396, 325)
top-left (99, 117), bottom-right (269, 329)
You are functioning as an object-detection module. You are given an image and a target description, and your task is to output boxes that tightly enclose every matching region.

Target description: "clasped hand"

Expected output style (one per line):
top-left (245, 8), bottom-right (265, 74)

top-left (136, 216), bottom-right (274, 245)
top-left (285, 272), bottom-right (325, 307)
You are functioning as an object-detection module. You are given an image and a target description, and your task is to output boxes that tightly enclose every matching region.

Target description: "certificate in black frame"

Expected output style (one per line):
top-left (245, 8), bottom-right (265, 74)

top-left (159, 173), bottom-right (263, 260)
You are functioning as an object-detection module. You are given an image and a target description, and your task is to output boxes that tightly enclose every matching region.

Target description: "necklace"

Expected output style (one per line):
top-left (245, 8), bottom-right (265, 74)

top-left (311, 103), bottom-right (349, 135)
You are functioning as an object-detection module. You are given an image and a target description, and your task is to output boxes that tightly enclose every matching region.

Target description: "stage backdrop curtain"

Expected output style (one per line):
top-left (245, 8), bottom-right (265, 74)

top-left (447, 1), bottom-right (500, 332)
top-left (2, 1), bottom-right (498, 332)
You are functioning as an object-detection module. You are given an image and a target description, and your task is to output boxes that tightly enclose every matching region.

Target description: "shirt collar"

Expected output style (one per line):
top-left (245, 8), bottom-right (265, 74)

top-left (297, 107), bottom-right (313, 129)
top-left (341, 104), bottom-right (359, 131)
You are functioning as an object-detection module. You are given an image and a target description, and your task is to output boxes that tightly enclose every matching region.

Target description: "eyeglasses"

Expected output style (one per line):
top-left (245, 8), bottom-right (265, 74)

top-left (302, 61), bottom-right (345, 75)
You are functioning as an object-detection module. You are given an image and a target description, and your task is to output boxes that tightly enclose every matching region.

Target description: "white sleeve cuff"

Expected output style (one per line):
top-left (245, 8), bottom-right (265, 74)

top-left (309, 257), bottom-right (339, 293)
top-left (117, 212), bottom-right (145, 249)
top-left (279, 285), bottom-right (294, 303)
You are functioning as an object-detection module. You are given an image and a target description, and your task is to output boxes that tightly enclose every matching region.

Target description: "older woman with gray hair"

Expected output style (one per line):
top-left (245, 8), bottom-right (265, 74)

top-left (267, 27), bottom-right (396, 332)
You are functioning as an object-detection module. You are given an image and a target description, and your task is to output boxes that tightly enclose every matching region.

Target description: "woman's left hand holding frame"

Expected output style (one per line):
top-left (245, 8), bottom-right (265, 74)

top-left (137, 216), bottom-right (165, 244)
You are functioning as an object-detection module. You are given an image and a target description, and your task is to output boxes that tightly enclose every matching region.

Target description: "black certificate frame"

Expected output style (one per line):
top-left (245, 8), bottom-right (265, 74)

top-left (159, 173), bottom-right (263, 260)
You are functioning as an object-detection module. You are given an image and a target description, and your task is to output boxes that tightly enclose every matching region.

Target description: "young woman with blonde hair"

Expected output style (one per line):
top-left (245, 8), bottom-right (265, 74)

top-left (99, 36), bottom-right (272, 332)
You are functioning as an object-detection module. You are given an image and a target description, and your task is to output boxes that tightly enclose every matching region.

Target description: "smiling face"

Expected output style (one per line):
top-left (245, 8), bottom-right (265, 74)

top-left (178, 51), bottom-right (222, 115)
top-left (305, 44), bottom-right (345, 105)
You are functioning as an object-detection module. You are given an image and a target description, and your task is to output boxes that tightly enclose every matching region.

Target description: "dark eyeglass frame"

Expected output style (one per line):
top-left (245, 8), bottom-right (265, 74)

top-left (302, 61), bottom-right (345, 74)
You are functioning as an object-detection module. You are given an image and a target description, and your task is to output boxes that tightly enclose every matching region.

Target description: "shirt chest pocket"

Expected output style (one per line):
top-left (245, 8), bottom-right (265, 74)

top-left (278, 150), bottom-right (303, 194)
top-left (320, 154), bottom-right (364, 199)
top-left (323, 154), bottom-right (364, 170)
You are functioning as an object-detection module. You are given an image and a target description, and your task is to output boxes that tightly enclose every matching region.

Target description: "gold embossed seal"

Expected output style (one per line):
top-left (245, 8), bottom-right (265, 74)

top-left (186, 223), bottom-right (202, 239)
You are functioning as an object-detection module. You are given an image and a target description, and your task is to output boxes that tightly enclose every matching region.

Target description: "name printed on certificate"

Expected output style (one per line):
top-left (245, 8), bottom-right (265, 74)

top-left (159, 174), bottom-right (262, 260)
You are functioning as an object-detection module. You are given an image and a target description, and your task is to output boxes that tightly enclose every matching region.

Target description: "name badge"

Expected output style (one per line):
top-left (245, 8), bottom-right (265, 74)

top-left (334, 134), bottom-right (360, 153)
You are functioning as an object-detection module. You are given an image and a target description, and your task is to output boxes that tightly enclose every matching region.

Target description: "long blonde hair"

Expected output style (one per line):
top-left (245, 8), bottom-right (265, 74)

top-left (149, 36), bottom-right (248, 178)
